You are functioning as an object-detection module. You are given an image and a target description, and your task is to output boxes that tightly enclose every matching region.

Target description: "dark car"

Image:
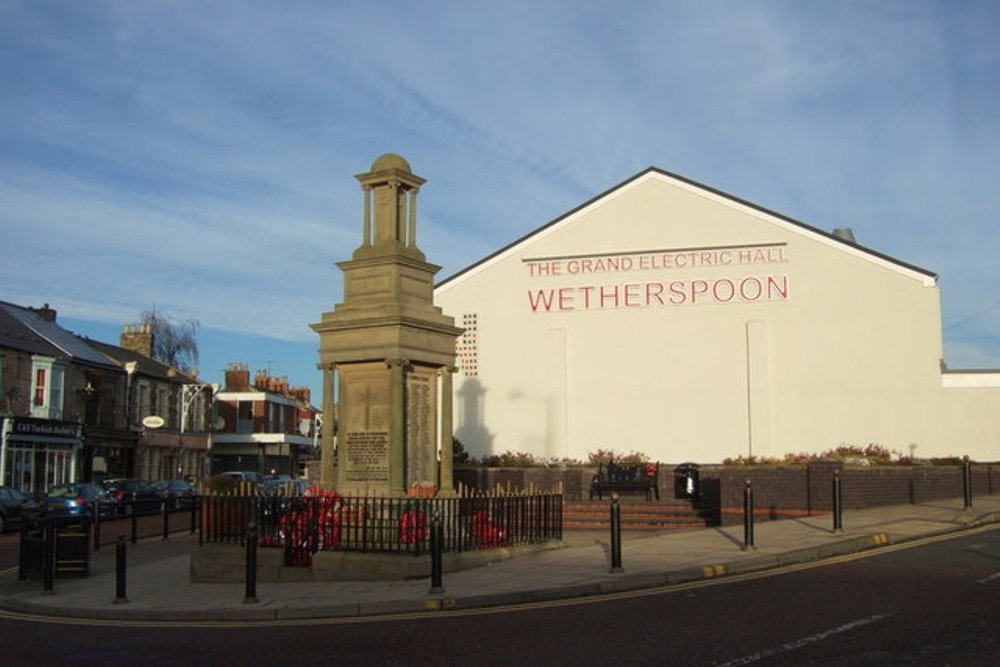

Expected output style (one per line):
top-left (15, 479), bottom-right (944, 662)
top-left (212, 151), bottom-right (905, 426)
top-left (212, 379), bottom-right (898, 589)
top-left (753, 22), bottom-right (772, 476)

top-left (101, 478), bottom-right (162, 515)
top-left (44, 483), bottom-right (113, 519)
top-left (259, 478), bottom-right (310, 496)
top-left (151, 479), bottom-right (197, 509)
top-left (0, 485), bottom-right (39, 532)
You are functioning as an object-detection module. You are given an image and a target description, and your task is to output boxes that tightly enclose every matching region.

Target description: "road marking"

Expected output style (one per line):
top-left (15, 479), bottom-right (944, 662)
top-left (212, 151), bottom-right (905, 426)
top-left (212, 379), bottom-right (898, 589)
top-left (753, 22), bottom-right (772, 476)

top-left (713, 614), bottom-right (890, 666)
top-left (702, 564), bottom-right (726, 577)
top-left (975, 571), bottom-right (1000, 584)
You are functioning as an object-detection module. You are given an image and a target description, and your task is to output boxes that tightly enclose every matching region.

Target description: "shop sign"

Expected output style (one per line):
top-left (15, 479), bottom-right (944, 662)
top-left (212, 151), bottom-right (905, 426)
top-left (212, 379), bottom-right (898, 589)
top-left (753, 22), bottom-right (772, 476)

top-left (9, 417), bottom-right (81, 439)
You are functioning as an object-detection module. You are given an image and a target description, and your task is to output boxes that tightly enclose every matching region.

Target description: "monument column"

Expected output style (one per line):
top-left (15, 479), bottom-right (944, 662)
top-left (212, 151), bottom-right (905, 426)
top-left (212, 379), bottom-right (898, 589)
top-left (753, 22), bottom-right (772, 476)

top-left (320, 365), bottom-right (336, 489)
top-left (438, 366), bottom-right (455, 496)
top-left (388, 358), bottom-right (407, 495)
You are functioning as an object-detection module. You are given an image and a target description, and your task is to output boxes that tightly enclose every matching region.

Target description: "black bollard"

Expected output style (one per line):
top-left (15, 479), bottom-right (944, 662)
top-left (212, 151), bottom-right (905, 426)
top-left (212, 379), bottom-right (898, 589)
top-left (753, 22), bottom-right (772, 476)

top-left (114, 533), bottom-right (128, 604)
top-left (19, 513), bottom-right (30, 580)
top-left (244, 520), bottom-right (259, 604)
top-left (190, 495), bottom-right (198, 535)
top-left (742, 479), bottom-right (755, 551)
top-left (162, 496), bottom-right (170, 540)
top-left (42, 515), bottom-right (55, 594)
top-left (609, 493), bottom-right (623, 573)
top-left (429, 512), bottom-right (444, 594)
top-left (832, 470), bottom-right (843, 533)
top-left (962, 455), bottom-right (973, 510)
top-left (93, 503), bottom-right (102, 552)
top-left (130, 493), bottom-right (138, 545)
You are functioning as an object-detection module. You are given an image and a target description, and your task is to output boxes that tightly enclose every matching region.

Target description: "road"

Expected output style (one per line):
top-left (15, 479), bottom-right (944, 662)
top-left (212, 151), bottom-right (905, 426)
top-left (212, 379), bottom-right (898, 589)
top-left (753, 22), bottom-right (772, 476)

top-left (0, 525), bottom-right (997, 666)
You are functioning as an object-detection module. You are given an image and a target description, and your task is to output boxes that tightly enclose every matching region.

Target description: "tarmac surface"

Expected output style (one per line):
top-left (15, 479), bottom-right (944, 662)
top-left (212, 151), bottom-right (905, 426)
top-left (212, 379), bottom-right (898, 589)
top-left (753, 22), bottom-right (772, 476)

top-left (1, 495), bottom-right (998, 623)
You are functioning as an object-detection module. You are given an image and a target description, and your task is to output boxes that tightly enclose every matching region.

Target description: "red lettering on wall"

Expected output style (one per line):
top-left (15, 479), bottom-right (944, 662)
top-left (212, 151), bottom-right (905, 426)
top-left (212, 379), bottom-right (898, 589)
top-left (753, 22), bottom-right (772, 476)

top-left (528, 274), bottom-right (789, 313)
top-left (668, 281), bottom-right (687, 305)
top-left (599, 285), bottom-right (619, 308)
top-left (767, 275), bottom-right (789, 299)
top-left (645, 282), bottom-right (665, 306)
top-left (624, 283), bottom-right (640, 307)
top-left (528, 290), bottom-right (556, 312)
top-left (557, 287), bottom-right (575, 310)
top-left (739, 277), bottom-right (763, 301)
top-left (713, 278), bottom-right (735, 302)
top-left (691, 280), bottom-right (709, 303)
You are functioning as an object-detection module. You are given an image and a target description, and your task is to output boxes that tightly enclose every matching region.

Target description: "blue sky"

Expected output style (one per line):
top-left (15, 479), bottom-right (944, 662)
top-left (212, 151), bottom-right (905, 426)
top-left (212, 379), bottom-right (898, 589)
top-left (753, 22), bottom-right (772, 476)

top-left (2, 1), bottom-right (998, 402)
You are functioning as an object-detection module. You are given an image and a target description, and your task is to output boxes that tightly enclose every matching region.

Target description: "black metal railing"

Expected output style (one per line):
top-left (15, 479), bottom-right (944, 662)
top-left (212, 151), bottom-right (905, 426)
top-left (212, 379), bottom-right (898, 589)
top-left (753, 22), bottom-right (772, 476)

top-left (199, 493), bottom-right (562, 564)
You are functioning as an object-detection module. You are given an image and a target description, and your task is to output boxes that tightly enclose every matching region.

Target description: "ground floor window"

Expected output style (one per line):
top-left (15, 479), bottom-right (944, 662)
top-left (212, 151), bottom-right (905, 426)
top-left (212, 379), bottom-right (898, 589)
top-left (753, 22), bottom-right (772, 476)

top-left (3, 444), bottom-right (78, 493)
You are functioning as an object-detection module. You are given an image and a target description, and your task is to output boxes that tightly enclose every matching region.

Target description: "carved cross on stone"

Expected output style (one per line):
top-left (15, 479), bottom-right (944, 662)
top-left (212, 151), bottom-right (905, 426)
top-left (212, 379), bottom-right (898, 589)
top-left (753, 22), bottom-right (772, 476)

top-left (361, 385), bottom-right (375, 430)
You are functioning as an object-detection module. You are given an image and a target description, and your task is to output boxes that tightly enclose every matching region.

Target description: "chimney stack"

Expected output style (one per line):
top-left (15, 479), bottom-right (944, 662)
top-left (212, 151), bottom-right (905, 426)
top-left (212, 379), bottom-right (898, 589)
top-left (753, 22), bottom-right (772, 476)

top-left (120, 323), bottom-right (154, 357)
top-left (225, 362), bottom-right (251, 390)
top-left (29, 303), bottom-right (57, 322)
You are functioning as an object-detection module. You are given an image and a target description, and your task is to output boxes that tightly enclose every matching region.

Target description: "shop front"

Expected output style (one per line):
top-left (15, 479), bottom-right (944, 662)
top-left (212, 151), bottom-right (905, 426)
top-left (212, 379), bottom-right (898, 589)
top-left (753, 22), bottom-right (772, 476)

top-left (0, 417), bottom-right (83, 494)
top-left (140, 429), bottom-right (211, 481)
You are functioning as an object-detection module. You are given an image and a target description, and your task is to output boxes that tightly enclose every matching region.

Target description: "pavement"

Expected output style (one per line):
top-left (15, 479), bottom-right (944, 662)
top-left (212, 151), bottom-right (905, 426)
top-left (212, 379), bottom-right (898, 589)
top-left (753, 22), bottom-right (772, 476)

top-left (1, 495), bottom-right (998, 623)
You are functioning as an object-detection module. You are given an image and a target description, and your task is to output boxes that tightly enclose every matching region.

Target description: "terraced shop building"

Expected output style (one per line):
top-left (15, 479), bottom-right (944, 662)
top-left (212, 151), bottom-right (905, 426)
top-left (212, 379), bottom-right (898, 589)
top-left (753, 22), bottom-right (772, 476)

top-left (434, 167), bottom-right (1000, 465)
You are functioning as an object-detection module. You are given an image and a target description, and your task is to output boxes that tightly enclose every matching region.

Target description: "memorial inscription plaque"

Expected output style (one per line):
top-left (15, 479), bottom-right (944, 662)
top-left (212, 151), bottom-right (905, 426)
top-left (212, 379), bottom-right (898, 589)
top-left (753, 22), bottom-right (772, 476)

top-left (406, 371), bottom-right (437, 487)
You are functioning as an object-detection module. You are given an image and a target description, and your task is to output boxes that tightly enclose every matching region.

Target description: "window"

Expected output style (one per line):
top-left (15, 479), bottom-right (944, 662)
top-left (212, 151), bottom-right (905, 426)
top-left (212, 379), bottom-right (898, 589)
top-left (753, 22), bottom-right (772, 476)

top-left (33, 368), bottom-right (46, 406)
top-left (49, 365), bottom-right (64, 418)
top-left (30, 356), bottom-right (64, 418)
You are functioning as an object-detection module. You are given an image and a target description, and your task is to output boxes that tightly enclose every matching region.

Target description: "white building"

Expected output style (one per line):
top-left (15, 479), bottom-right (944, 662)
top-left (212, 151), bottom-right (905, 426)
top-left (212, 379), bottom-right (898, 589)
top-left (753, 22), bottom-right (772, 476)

top-left (434, 168), bottom-right (1000, 464)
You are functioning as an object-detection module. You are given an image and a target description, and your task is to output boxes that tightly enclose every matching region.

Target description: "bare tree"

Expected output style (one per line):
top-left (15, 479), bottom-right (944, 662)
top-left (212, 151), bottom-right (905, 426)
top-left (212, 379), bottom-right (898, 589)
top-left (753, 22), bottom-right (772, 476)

top-left (140, 307), bottom-right (200, 373)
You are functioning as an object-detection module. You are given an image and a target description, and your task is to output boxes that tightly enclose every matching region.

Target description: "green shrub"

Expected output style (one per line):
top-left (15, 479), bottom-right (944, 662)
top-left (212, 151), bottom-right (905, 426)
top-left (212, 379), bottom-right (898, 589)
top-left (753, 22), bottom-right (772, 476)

top-left (479, 450), bottom-right (539, 467)
top-left (724, 443), bottom-right (909, 466)
top-left (452, 437), bottom-right (471, 465)
top-left (587, 448), bottom-right (651, 466)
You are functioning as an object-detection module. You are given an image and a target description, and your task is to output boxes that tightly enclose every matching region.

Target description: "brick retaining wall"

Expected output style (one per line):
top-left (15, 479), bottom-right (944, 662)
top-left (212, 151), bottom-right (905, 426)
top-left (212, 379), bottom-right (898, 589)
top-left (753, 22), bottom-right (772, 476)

top-left (455, 462), bottom-right (1000, 527)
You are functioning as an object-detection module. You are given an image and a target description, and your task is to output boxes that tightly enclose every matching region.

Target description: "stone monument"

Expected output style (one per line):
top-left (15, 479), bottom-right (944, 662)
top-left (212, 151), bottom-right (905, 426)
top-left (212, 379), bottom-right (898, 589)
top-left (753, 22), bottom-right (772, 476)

top-left (311, 154), bottom-right (462, 497)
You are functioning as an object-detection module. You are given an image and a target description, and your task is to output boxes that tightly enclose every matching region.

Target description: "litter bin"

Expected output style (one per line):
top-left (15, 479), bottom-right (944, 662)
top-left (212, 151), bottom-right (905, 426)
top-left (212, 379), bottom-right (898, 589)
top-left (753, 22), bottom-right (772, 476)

top-left (674, 463), bottom-right (700, 500)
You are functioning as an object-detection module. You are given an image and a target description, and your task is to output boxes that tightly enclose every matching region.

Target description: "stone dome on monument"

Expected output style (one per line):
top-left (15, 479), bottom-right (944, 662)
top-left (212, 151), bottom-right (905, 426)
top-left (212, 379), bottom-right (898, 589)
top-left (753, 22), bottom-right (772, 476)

top-left (370, 153), bottom-right (412, 173)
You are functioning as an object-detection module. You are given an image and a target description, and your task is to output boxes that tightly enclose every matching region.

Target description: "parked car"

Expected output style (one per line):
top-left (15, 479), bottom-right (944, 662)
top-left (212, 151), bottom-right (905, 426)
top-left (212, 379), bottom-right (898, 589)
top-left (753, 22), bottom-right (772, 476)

top-left (220, 471), bottom-right (261, 483)
top-left (100, 478), bottom-right (162, 515)
top-left (258, 477), bottom-right (310, 496)
top-left (44, 483), bottom-right (114, 520)
top-left (151, 479), bottom-right (197, 509)
top-left (0, 485), bottom-right (39, 532)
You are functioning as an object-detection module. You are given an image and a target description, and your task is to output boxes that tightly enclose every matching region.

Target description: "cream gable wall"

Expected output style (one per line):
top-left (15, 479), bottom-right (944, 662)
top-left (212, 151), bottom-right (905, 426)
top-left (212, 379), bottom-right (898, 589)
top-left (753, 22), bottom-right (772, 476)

top-left (436, 170), bottom-right (970, 463)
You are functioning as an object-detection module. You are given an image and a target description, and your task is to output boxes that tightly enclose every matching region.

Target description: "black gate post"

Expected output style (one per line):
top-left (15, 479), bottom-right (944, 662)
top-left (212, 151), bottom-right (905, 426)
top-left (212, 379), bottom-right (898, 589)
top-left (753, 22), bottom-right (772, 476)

top-left (742, 479), bottom-right (755, 551)
top-left (963, 456), bottom-right (973, 510)
top-left (93, 504), bottom-right (102, 552)
top-left (114, 533), bottom-right (128, 604)
top-left (42, 516), bottom-right (55, 594)
top-left (244, 520), bottom-right (259, 604)
top-left (429, 511), bottom-right (444, 594)
top-left (130, 493), bottom-right (138, 545)
top-left (609, 493), bottom-right (623, 573)
top-left (162, 496), bottom-right (170, 540)
top-left (19, 512), bottom-right (33, 580)
top-left (832, 470), bottom-right (843, 533)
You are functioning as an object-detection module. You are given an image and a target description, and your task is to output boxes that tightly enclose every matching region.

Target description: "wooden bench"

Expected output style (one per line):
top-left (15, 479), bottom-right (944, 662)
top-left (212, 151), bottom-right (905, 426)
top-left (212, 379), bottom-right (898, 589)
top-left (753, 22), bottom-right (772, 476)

top-left (589, 460), bottom-right (660, 501)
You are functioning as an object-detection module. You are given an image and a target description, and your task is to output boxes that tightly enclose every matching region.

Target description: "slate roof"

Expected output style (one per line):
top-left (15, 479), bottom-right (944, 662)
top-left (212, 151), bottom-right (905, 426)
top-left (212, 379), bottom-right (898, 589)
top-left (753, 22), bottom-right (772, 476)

top-left (83, 337), bottom-right (198, 383)
top-left (0, 301), bottom-right (116, 369)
